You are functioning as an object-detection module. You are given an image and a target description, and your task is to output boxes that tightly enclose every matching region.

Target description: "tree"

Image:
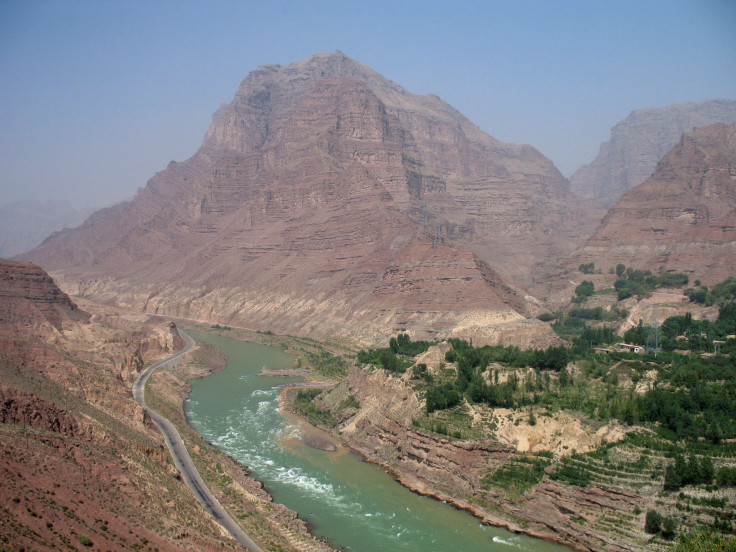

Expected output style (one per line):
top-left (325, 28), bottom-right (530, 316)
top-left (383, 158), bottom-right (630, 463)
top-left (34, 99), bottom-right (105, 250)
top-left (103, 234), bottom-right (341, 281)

top-left (700, 456), bottom-right (715, 484)
top-left (684, 455), bottom-right (700, 485)
top-left (664, 463), bottom-right (683, 491)
top-left (378, 349), bottom-right (400, 372)
top-left (389, 337), bottom-right (399, 353)
top-left (535, 345), bottom-right (569, 371)
top-left (662, 516), bottom-right (677, 540)
top-left (425, 383), bottom-right (461, 413)
top-left (559, 367), bottom-right (571, 388)
top-left (706, 421), bottom-right (724, 444)
top-left (717, 466), bottom-right (736, 487)
top-left (645, 510), bottom-right (663, 534)
top-left (575, 280), bottom-right (595, 300)
top-left (616, 263), bottom-right (626, 277)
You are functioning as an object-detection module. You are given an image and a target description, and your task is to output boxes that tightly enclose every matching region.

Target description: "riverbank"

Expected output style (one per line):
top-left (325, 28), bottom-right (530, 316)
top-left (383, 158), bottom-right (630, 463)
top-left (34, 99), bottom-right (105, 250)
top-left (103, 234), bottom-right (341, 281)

top-left (146, 330), bottom-right (337, 552)
top-left (279, 385), bottom-right (581, 551)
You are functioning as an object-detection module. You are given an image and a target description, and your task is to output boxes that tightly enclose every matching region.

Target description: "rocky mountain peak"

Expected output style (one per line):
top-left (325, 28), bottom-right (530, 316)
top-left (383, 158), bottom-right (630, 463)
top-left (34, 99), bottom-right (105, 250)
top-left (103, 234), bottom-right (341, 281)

top-left (568, 121), bottom-right (736, 284)
top-left (20, 52), bottom-right (600, 345)
top-left (571, 98), bottom-right (736, 208)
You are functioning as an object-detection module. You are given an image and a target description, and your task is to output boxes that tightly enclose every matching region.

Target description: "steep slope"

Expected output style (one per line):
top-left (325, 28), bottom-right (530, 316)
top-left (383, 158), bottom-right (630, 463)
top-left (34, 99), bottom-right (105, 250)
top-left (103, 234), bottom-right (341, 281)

top-left (569, 122), bottom-right (736, 284)
top-left (22, 51), bottom-right (592, 344)
top-left (571, 98), bottom-right (736, 208)
top-left (0, 261), bottom-right (335, 551)
top-left (0, 259), bottom-right (86, 330)
top-left (0, 262), bottom-right (220, 550)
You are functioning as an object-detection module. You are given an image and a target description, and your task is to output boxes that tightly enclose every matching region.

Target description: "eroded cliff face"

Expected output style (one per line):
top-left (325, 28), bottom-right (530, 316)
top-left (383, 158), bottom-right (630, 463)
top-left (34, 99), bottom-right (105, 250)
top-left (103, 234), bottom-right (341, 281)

top-left (309, 363), bottom-right (648, 552)
top-left (0, 259), bottom-right (85, 331)
top-left (21, 51), bottom-right (601, 345)
top-left (569, 122), bottom-right (736, 285)
top-left (570, 98), bottom-right (736, 209)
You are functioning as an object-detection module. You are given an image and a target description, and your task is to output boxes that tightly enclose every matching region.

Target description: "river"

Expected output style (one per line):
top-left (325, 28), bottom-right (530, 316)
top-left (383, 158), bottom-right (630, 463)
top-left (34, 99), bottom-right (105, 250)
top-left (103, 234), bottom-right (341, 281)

top-left (185, 331), bottom-right (571, 552)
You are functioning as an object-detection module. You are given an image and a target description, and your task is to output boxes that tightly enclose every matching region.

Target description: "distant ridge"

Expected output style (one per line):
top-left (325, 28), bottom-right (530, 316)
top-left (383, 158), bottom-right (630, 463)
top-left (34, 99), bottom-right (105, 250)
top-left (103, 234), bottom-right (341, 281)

top-left (569, 122), bottom-right (736, 285)
top-left (571, 98), bottom-right (736, 208)
top-left (0, 200), bottom-right (94, 258)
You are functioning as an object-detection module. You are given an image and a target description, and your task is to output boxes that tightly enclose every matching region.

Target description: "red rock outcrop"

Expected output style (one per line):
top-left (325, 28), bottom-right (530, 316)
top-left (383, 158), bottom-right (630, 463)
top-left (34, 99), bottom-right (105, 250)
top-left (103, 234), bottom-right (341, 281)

top-left (0, 386), bottom-right (82, 437)
top-left (569, 122), bottom-right (736, 284)
top-left (21, 51), bottom-right (598, 344)
top-left (0, 258), bottom-right (84, 331)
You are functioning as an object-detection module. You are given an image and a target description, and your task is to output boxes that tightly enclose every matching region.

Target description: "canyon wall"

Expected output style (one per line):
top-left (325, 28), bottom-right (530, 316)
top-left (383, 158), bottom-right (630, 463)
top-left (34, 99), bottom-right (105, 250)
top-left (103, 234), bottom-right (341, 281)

top-left (21, 51), bottom-right (599, 345)
top-left (571, 98), bottom-right (736, 208)
top-left (569, 122), bottom-right (736, 285)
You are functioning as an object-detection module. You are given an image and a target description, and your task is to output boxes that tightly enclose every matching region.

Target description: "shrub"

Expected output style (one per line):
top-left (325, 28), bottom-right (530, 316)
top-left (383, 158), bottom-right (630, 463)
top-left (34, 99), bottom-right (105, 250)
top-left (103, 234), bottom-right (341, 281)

top-left (645, 510), bottom-right (663, 534)
top-left (579, 262), bottom-right (596, 274)
top-left (676, 530), bottom-right (736, 552)
top-left (717, 466), bottom-right (736, 487)
top-left (662, 516), bottom-right (677, 539)
top-left (574, 280), bottom-right (595, 300)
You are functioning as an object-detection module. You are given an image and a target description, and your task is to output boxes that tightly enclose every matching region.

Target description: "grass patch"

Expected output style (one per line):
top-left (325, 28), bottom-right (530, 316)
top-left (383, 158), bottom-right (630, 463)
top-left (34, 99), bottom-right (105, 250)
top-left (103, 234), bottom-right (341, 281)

top-left (482, 455), bottom-right (552, 493)
top-left (292, 388), bottom-right (337, 427)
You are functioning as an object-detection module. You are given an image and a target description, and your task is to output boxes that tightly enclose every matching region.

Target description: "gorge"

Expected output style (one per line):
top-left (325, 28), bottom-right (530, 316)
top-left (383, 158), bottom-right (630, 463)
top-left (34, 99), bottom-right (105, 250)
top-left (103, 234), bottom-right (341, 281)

top-left (4, 50), bottom-right (736, 552)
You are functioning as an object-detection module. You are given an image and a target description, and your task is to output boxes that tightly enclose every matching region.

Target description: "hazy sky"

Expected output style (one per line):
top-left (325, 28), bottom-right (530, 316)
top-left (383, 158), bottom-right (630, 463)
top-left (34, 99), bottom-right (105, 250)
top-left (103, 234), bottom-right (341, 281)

top-left (1, 0), bottom-right (735, 209)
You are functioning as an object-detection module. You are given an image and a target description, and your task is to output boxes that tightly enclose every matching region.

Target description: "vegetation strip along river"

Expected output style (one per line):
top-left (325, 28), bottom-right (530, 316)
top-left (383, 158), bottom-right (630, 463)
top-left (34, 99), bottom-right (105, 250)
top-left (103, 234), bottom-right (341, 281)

top-left (185, 331), bottom-right (571, 552)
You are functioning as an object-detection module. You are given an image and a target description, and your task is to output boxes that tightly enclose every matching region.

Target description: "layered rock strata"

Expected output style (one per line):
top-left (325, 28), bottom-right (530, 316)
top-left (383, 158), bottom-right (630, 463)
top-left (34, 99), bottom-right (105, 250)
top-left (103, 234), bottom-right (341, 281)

top-left (307, 364), bottom-right (647, 552)
top-left (0, 258), bottom-right (84, 330)
top-left (21, 51), bottom-right (598, 344)
top-left (569, 122), bottom-right (736, 285)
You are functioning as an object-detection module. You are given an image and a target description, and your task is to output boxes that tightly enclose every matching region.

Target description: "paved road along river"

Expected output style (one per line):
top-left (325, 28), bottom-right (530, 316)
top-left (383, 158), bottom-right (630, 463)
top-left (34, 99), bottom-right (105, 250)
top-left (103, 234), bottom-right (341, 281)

top-left (132, 329), bottom-right (263, 552)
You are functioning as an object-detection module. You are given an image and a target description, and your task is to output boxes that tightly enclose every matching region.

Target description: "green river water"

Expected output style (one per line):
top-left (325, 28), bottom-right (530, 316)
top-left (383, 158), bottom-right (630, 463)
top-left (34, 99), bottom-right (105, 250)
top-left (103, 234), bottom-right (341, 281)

top-left (185, 331), bottom-right (572, 552)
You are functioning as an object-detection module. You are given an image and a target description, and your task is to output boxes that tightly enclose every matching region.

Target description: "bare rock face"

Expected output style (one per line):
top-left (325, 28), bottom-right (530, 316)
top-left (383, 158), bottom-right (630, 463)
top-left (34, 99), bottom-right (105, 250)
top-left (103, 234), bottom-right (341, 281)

top-left (571, 98), bottom-right (736, 208)
top-left (22, 51), bottom-right (597, 343)
top-left (570, 122), bottom-right (736, 284)
top-left (0, 259), bottom-right (84, 331)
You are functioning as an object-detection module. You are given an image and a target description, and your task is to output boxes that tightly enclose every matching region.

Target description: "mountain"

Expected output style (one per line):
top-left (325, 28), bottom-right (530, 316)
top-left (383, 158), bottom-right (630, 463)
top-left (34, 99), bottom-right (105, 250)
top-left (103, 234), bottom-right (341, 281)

top-left (570, 98), bottom-right (736, 208)
top-left (569, 122), bottom-right (736, 284)
top-left (0, 260), bottom-right (329, 550)
top-left (0, 259), bottom-right (86, 331)
top-left (0, 200), bottom-right (94, 257)
top-left (21, 51), bottom-right (596, 345)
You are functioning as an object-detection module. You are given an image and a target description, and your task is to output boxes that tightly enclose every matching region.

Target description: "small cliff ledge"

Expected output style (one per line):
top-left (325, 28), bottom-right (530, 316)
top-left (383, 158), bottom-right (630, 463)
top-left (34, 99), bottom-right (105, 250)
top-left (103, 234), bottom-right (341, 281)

top-left (0, 258), bottom-right (84, 330)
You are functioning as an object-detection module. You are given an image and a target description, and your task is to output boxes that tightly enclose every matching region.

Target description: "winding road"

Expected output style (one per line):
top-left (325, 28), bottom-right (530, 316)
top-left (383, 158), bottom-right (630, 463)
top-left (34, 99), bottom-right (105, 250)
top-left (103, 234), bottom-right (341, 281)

top-left (133, 328), bottom-right (265, 552)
